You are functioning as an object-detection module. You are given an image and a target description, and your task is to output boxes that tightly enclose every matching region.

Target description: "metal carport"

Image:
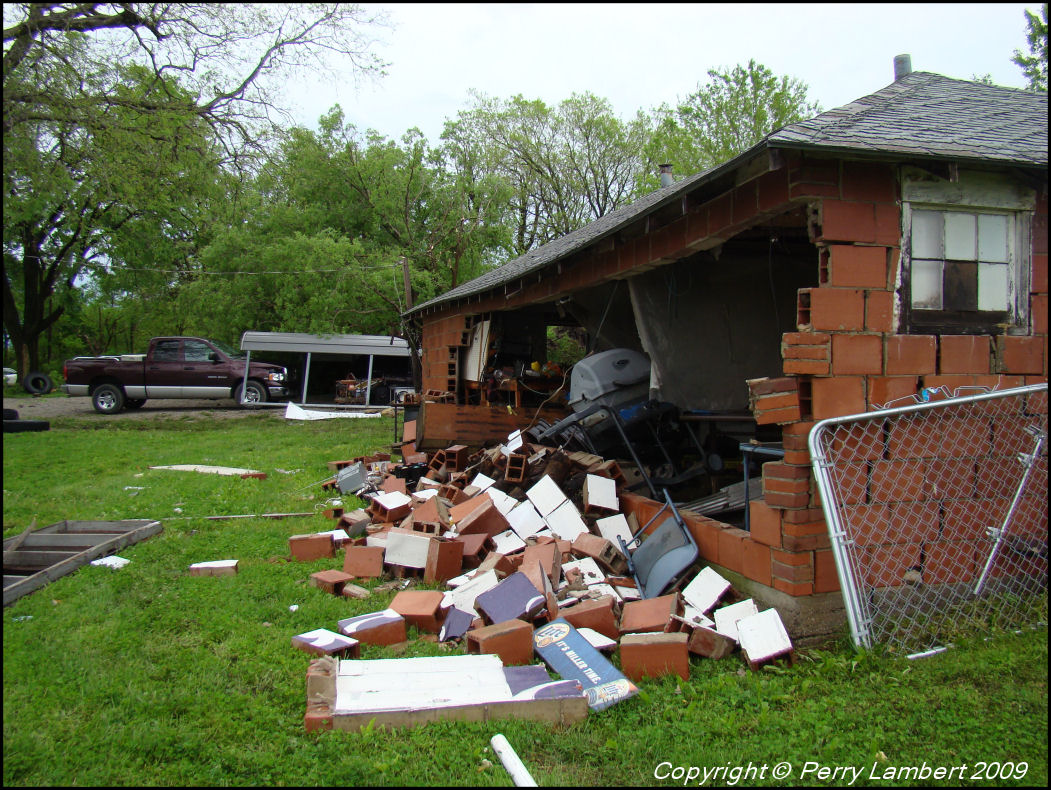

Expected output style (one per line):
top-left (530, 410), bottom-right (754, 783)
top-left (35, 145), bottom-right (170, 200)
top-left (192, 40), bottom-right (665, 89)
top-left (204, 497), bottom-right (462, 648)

top-left (238, 332), bottom-right (411, 407)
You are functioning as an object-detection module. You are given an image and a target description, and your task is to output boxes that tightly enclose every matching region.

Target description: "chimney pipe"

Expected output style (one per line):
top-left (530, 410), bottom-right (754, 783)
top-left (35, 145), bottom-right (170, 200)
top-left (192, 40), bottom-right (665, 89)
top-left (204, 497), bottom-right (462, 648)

top-left (893, 54), bottom-right (912, 81)
top-left (659, 163), bottom-right (673, 188)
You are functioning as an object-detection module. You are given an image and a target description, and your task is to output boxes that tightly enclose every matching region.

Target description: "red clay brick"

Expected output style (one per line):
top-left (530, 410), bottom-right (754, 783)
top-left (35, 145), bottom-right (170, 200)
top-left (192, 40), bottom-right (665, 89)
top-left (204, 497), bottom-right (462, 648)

top-left (619, 594), bottom-right (681, 634)
top-left (873, 204), bottom-right (901, 246)
top-left (807, 288), bottom-right (866, 331)
top-left (813, 549), bottom-right (841, 593)
top-left (811, 376), bottom-right (866, 419)
top-left (886, 335), bottom-right (937, 375)
top-left (390, 590), bottom-right (446, 633)
top-left (558, 596), bottom-right (619, 640)
top-left (772, 578), bottom-right (814, 596)
top-left (619, 632), bottom-right (690, 682)
top-left (424, 539), bottom-right (464, 583)
top-left (1032, 294), bottom-right (1048, 334)
top-left (939, 335), bottom-right (991, 375)
top-left (868, 376), bottom-right (919, 408)
top-left (748, 500), bottom-right (782, 548)
top-left (772, 559), bottom-right (815, 583)
top-left (865, 289), bottom-right (896, 332)
top-left (289, 533), bottom-right (335, 562)
top-left (998, 336), bottom-right (1044, 374)
top-left (869, 459), bottom-right (927, 503)
top-left (1032, 252), bottom-right (1048, 293)
top-left (716, 527), bottom-right (750, 573)
top-left (858, 542), bottom-right (921, 588)
top-left (784, 359), bottom-right (831, 375)
top-left (343, 545), bottom-right (385, 578)
top-left (841, 161), bottom-right (897, 203)
top-left (832, 333), bottom-right (883, 375)
top-left (828, 245), bottom-right (888, 288)
top-left (742, 539), bottom-right (772, 586)
top-left (466, 619), bottom-right (535, 665)
top-left (923, 540), bottom-right (977, 583)
top-left (821, 200), bottom-right (877, 243)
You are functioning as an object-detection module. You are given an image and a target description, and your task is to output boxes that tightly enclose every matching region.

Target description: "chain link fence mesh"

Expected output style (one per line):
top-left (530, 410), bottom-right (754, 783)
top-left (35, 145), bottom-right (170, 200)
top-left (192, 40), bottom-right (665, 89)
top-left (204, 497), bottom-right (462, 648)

top-left (810, 384), bottom-right (1047, 655)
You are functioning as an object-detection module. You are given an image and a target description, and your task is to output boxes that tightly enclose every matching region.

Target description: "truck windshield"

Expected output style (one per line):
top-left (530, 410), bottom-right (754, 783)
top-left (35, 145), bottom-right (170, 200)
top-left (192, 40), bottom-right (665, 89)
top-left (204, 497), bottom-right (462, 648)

top-left (210, 340), bottom-right (245, 359)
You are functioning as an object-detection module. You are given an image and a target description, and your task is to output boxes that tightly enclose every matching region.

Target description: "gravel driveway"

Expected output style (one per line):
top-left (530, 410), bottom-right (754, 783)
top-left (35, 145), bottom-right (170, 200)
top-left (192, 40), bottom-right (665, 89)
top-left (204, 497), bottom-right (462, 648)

top-left (3, 394), bottom-right (289, 421)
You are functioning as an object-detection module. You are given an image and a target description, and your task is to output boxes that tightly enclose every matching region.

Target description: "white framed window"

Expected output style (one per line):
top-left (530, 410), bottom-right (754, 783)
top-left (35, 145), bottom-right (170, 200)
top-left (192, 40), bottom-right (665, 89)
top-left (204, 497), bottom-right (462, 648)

top-left (901, 169), bottom-right (1034, 334)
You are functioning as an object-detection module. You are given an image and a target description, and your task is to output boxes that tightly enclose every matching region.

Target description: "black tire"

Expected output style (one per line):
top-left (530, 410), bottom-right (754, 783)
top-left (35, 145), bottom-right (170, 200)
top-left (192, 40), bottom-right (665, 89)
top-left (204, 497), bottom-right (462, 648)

top-left (2, 408), bottom-right (18, 420)
top-left (23, 371), bottom-right (53, 395)
top-left (3, 419), bottom-right (50, 433)
top-left (235, 380), bottom-right (267, 407)
top-left (124, 399), bottom-right (147, 410)
top-left (92, 383), bottom-right (125, 414)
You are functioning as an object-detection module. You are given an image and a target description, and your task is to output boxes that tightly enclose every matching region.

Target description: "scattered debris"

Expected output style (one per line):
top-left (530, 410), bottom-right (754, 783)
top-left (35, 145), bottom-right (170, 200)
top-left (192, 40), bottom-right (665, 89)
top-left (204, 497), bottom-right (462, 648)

top-left (89, 555), bottom-right (131, 569)
top-left (188, 559), bottom-right (239, 577)
top-left (490, 733), bottom-right (539, 787)
top-left (149, 464), bottom-right (266, 480)
top-left (284, 402), bottom-right (383, 420)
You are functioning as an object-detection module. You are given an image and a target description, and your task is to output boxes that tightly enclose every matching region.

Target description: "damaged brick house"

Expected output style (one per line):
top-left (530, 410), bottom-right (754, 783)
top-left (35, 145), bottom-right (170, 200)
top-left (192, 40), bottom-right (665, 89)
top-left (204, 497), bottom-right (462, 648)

top-left (403, 69), bottom-right (1048, 640)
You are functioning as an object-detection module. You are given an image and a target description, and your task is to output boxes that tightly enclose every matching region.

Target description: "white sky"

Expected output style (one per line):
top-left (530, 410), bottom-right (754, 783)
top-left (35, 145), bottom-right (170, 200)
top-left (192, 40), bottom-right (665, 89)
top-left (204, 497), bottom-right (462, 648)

top-left (281, 2), bottom-right (1039, 146)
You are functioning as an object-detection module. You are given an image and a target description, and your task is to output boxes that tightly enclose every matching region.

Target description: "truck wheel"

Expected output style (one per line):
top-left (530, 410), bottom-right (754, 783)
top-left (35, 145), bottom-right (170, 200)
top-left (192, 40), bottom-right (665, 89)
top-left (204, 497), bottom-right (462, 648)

top-left (23, 371), bottom-right (53, 395)
top-left (92, 383), bottom-right (125, 414)
top-left (235, 380), bottom-right (267, 407)
top-left (124, 399), bottom-right (147, 410)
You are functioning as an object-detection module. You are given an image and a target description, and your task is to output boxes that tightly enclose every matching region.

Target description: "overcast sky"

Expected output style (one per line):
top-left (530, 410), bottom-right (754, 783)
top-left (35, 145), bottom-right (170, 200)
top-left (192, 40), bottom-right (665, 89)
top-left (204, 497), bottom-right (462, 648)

top-left (279, 2), bottom-right (1039, 148)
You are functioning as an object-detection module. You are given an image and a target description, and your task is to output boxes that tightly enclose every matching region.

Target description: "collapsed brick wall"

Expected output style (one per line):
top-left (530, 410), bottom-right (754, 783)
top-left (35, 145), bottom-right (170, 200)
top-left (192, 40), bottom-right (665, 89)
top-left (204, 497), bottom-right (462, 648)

top-left (746, 163), bottom-right (1049, 599)
top-left (415, 155), bottom-right (1049, 601)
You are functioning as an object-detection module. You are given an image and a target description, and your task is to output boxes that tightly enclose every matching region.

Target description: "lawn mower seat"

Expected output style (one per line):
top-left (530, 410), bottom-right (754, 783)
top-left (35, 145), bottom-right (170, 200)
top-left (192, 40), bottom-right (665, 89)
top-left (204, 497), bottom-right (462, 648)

top-left (618, 489), bottom-right (699, 599)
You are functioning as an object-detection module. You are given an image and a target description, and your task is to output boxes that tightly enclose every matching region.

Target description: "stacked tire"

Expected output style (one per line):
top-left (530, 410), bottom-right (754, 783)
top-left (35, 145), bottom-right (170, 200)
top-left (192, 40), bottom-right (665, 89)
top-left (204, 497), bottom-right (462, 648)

top-left (3, 408), bottom-right (50, 433)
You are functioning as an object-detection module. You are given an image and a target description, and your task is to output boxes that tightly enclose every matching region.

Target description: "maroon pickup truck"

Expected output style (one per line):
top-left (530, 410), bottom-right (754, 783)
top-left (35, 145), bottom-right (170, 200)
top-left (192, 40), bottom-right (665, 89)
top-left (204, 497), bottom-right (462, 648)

top-left (62, 336), bottom-right (290, 414)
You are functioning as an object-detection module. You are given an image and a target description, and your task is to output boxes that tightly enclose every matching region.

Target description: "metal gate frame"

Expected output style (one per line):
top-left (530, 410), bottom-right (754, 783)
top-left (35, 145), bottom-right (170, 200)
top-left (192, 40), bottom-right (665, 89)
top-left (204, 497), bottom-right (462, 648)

top-left (809, 383), bottom-right (1047, 654)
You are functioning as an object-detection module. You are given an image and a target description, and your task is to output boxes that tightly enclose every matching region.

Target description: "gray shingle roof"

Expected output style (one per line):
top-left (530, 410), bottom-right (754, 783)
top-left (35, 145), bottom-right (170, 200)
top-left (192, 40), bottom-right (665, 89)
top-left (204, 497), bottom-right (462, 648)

top-left (769, 71), bottom-right (1048, 167)
top-left (408, 72), bottom-right (1047, 317)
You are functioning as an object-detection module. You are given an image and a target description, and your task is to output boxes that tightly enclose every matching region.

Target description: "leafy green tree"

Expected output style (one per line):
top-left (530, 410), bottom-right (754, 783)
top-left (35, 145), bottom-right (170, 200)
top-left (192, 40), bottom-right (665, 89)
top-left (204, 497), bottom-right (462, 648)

top-left (440, 91), bottom-right (651, 254)
top-left (1013, 3), bottom-right (1048, 91)
top-left (645, 59), bottom-right (820, 184)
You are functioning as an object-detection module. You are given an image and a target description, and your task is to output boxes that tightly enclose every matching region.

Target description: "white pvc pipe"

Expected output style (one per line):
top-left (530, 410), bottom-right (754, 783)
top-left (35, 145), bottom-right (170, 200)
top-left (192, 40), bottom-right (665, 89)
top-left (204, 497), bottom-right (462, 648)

top-left (490, 734), bottom-right (538, 787)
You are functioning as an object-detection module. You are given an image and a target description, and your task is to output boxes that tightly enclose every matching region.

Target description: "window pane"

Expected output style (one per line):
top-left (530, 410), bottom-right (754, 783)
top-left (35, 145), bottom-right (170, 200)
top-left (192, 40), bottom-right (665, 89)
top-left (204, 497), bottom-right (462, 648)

top-left (944, 261), bottom-right (978, 311)
top-left (911, 211), bottom-right (942, 258)
top-left (154, 341), bottom-right (179, 361)
top-left (945, 212), bottom-right (976, 260)
top-left (185, 341), bottom-right (212, 362)
top-left (978, 214), bottom-right (1009, 263)
top-left (911, 259), bottom-right (943, 309)
top-left (978, 262), bottom-right (1009, 311)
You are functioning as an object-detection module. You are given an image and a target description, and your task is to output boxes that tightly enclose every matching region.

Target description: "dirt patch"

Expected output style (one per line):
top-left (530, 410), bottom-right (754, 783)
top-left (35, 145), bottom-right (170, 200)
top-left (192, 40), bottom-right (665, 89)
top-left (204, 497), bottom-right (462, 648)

top-left (3, 395), bottom-right (288, 422)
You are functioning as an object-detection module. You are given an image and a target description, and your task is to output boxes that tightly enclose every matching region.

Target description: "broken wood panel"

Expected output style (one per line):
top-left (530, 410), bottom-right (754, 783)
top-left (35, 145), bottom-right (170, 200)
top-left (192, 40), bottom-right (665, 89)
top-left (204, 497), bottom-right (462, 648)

top-left (3, 520), bottom-right (162, 606)
top-left (416, 403), bottom-right (567, 451)
top-left (18, 533), bottom-right (125, 550)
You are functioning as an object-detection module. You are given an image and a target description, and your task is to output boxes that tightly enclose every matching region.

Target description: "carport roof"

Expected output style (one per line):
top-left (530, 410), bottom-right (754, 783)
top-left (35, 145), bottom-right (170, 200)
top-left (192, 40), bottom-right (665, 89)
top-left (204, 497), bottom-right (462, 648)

top-left (239, 332), bottom-right (410, 357)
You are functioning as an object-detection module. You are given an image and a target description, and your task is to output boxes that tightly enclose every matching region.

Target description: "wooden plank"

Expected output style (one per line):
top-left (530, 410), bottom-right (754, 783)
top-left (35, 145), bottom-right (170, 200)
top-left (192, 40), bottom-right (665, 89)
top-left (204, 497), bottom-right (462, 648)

top-left (2, 519), bottom-right (36, 563)
top-left (18, 533), bottom-right (122, 549)
top-left (3, 520), bottom-right (162, 606)
top-left (5, 550), bottom-right (82, 568)
top-left (59, 519), bottom-right (158, 534)
top-left (417, 402), bottom-right (568, 451)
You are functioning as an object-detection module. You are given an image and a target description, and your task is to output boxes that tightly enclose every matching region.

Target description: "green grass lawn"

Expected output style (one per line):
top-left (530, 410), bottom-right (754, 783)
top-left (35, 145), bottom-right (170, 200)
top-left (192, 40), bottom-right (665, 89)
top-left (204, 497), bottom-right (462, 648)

top-left (3, 412), bottom-right (1048, 786)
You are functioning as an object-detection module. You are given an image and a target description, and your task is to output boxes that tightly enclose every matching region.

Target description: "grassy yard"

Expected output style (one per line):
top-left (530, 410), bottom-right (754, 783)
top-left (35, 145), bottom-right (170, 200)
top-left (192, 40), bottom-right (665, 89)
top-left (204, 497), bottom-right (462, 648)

top-left (3, 411), bottom-right (1047, 786)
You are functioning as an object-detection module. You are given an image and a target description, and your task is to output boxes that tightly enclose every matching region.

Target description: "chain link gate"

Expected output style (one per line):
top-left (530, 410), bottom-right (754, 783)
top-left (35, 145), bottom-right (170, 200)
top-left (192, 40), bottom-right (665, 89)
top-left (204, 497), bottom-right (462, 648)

top-left (809, 384), bottom-right (1047, 656)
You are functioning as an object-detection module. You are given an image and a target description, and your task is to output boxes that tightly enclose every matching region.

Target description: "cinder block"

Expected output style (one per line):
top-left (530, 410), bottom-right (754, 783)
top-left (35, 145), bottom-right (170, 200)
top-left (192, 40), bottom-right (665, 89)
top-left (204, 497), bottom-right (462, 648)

top-left (310, 569), bottom-right (354, 595)
top-left (619, 632), bottom-right (690, 681)
top-left (337, 609), bottom-right (407, 646)
top-left (390, 590), bottom-right (446, 633)
top-left (455, 532), bottom-right (490, 568)
top-left (583, 474), bottom-right (619, 513)
top-left (466, 618), bottom-right (535, 665)
top-left (522, 542), bottom-right (561, 586)
top-left (343, 545), bottom-right (385, 578)
top-left (383, 528), bottom-right (433, 569)
top-left (289, 533), bottom-right (334, 562)
top-left (618, 594), bottom-right (681, 634)
top-left (682, 623), bottom-right (736, 659)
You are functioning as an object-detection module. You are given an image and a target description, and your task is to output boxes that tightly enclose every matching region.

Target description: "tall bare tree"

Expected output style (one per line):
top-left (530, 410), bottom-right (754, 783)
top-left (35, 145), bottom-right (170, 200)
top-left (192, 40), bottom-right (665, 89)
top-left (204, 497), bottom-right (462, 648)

top-left (2, 3), bottom-right (388, 375)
